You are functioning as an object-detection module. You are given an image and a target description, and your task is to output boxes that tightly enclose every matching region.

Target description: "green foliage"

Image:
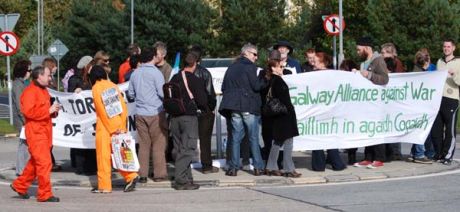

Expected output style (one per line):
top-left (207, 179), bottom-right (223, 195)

top-left (3, 0), bottom-right (460, 77)
top-left (218, 0), bottom-right (287, 56)
top-left (133, 0), bottom-right (219, 58)
top-left (367, 0), bottom-right (460, 70)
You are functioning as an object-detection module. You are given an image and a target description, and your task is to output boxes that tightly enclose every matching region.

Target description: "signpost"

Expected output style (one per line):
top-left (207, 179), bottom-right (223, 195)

top-left (323, 14), bottom-right (346, 70)
top-left (47, 39), bottom-right (69, 91)
top-left (1, 13), bottom-right (20, 125)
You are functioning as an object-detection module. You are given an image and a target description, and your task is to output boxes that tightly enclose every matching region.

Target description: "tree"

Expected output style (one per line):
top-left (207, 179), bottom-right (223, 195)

top-left (367, 0), bottom-right (460, 69)
top-left (217, 0), bottom-right (287, 57)
top-left (133, 0), bottom-right (219, 58)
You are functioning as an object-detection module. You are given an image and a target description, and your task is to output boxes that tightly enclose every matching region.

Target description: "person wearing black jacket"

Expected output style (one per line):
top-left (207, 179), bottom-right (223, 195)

top-left (219, 43), bottom-right (268, 176)
top-left (169, 52), bottom-right (208, 190)
top-left (67, 60), bottom-right (97, 176)
top-left (189, 45), bottom-right (218, 174)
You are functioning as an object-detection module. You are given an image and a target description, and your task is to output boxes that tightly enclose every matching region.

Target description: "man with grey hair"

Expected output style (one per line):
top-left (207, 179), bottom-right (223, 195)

top-left (219, 43), bottom-right (268, 176)
top-left (154, 41), bottom-right (173, 82)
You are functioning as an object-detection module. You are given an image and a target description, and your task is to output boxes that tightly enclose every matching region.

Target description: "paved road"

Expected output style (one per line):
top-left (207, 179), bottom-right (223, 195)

top-left (1, 137), bottom-right (460, 211)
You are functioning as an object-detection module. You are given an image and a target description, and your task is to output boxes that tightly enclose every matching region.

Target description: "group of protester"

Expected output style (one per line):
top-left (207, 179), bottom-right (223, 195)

top-left (9, 36), bottom-right (460, 201)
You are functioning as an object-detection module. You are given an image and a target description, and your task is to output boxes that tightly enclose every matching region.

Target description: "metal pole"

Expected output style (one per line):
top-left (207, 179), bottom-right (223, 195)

top-left (40, 0), bottom-right (44, 55)
top-left (37, 0), bottom-right (40, 55)
top-left (338, 0), bottom-right (344, 66)
top-left (5, 16), bottom-right (13, 125)
top-left (57, 58), bottom-right (60, 91)
top-left (333, 36), bottom-right (337, 69)
top-left (215, 95), bottom-right (222, 158)
top-left (130, 0), bottom-right (134, 44)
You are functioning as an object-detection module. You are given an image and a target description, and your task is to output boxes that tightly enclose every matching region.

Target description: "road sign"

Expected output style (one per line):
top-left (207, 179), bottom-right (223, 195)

top-left (29, 54), bottom-right (48, 69)
top-left (0, 31), bottom-right (20, 56)
top-left (0, 13), bottom-right (20, 31)
top-left (47, 39), bottom-right (68, 61)
top-left (323, 14), bottom-right (345, 36)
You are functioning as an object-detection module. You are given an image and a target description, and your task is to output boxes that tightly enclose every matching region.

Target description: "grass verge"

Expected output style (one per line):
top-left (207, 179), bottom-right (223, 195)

top-left (0, 118), bottom-right (17, 135)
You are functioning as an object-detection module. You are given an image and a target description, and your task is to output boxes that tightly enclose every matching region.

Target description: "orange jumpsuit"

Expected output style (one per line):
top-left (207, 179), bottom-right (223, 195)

top-left (92, 79), bottom-right (138, 191)
top-left (118, 59), bottom-right (130, 83)
top-left (12, 82), bottom-right (54, 201)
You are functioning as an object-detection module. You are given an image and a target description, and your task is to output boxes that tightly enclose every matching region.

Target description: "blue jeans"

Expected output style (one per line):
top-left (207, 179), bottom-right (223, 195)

top-left (229, 112), bottom-right (264, 170)
top-left (411, 133), bottom-right (435, 159)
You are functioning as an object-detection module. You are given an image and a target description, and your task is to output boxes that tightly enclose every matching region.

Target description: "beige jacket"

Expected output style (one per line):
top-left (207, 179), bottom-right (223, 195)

top-left (437, 57), bottom-right (460, 100)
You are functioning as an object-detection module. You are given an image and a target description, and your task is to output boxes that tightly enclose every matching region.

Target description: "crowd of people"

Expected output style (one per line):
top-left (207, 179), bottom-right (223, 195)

top-left (8, 36), bottom-right (460, 201)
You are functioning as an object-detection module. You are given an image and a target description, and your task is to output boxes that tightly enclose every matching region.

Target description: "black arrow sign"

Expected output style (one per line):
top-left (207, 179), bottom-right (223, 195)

top-left (331, 19), bottom-right (336, 32)
top-left (5, 36), bottom-right (9, 51)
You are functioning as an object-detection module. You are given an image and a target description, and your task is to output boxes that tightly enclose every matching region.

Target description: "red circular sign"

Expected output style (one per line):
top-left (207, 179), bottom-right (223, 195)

top-left (0, 31), bottom-right (20, 56)
top-left (323, 14), bottom-right (346, 36)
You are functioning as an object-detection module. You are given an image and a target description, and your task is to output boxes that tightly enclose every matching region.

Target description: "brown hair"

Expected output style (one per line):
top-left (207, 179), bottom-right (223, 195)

top-left (304, 48), bottom-right (315, 57)
top-left (265, 59), bottom-right (280, 79)
top-left (94, 50), bottom-right (110, 64)
top-left (414, 48), bottom-right (431, 67)
top-left (42, 57), bottom-right (57, 70)
top-left (315, 52), bottom-right (331, 68)
top-left (82, 60), bottom-right (96, 87)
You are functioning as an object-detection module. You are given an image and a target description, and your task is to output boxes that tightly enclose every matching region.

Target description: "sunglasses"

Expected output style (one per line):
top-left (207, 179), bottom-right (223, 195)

top-left (248, 51), bottom-right (258, 57)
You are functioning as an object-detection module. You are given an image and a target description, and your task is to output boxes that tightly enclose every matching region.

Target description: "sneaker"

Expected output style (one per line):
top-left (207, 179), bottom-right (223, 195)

top-left (441, 159), bottom-right (452, 165)
top-left (124, 176), bottom-right (139, 192)
top-left (10, 184), bottom-right (30, 199)
top-left (406, 157), bottom-right (414, 162)
top-left (39, 196), bottom-right (60, 202)
top-left (91, 188), bottom-right (111, 194)
top-left (413, 157), bottom-right (433, 164)
top-left (242, 165), bottom-right (251, 171)
top-left (367, 161), bottom-right (384, 169)
top-left (139, 177), bottom-right (148, 183)
top-left (174, 183), bottom-right (200, 190)
top-left (202, 166), bottom-right (219, 174)
top-left (353, 160), bottom-right (372, 167)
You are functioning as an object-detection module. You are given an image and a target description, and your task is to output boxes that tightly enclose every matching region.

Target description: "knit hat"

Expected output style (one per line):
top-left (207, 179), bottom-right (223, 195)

top-left (77, 56), bottom-right (93, 69)
top-left (356, 37), bottom-right (373, 47)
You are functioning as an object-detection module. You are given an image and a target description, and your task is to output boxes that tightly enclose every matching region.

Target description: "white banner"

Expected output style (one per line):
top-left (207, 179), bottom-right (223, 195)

top-left (286, 70), bottom-right (447, 150)
top-left (49, 83), bottom-right (136, 149)
top-left (49, 71), bottom-right (447, 150)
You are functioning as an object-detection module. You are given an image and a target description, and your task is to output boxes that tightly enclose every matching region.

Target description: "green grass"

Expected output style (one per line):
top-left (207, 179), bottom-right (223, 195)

top-left (0, 118), bottom-right (18, 135)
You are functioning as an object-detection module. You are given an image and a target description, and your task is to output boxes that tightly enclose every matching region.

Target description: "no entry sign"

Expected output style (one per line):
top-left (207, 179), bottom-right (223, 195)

top-left (323, 14), bottom-right (346, 36)
top-left (0, 31), bottom-right (20, 56)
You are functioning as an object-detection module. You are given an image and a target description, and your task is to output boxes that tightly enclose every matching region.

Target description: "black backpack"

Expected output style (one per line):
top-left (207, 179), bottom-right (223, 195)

top-left (163, 71), bottom-right (197, 116)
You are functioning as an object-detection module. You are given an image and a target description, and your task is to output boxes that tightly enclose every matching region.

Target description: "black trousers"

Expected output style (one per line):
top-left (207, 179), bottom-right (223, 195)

top-left (312, 149), bottom-right (346, 171)
top-left (431, 97), bottom-right (459, 160)
top-left (171, 115), bottom-right (198, 185)
top-left (364, 144), bottom-right (386, 162)
top-left (198, 112), bottom-right (215, 168)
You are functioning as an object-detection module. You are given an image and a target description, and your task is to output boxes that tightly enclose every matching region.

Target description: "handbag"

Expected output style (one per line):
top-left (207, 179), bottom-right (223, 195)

top-left (262, 83), bottom-right (288, 117)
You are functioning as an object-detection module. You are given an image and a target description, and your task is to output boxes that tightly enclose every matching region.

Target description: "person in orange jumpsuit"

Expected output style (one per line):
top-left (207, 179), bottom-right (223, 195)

top-left (118, 43), bottom-right (141, 83)
top-left (90, 65), bottom-right (139, 193)
top-left (10, 66), bottom-right (60, 202)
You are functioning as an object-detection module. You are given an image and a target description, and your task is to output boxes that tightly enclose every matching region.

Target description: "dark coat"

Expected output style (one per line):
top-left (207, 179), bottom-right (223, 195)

top-left (219, 57), bottom-right (268, 117)
top-left (194, 64), bottom-right (217, 111)
top-left (267, 74), bottom-right (299, 143)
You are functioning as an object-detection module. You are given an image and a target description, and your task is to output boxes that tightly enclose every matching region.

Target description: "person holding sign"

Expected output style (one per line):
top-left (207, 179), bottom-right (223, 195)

top-left (10, 66), bottom-right (60, 202)
top-left (432, 39), bottom-right (460, 165)
top-left (90, 65), bottom-right (139, 193)
top-left (353, 37), bottom-right (389, 169)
